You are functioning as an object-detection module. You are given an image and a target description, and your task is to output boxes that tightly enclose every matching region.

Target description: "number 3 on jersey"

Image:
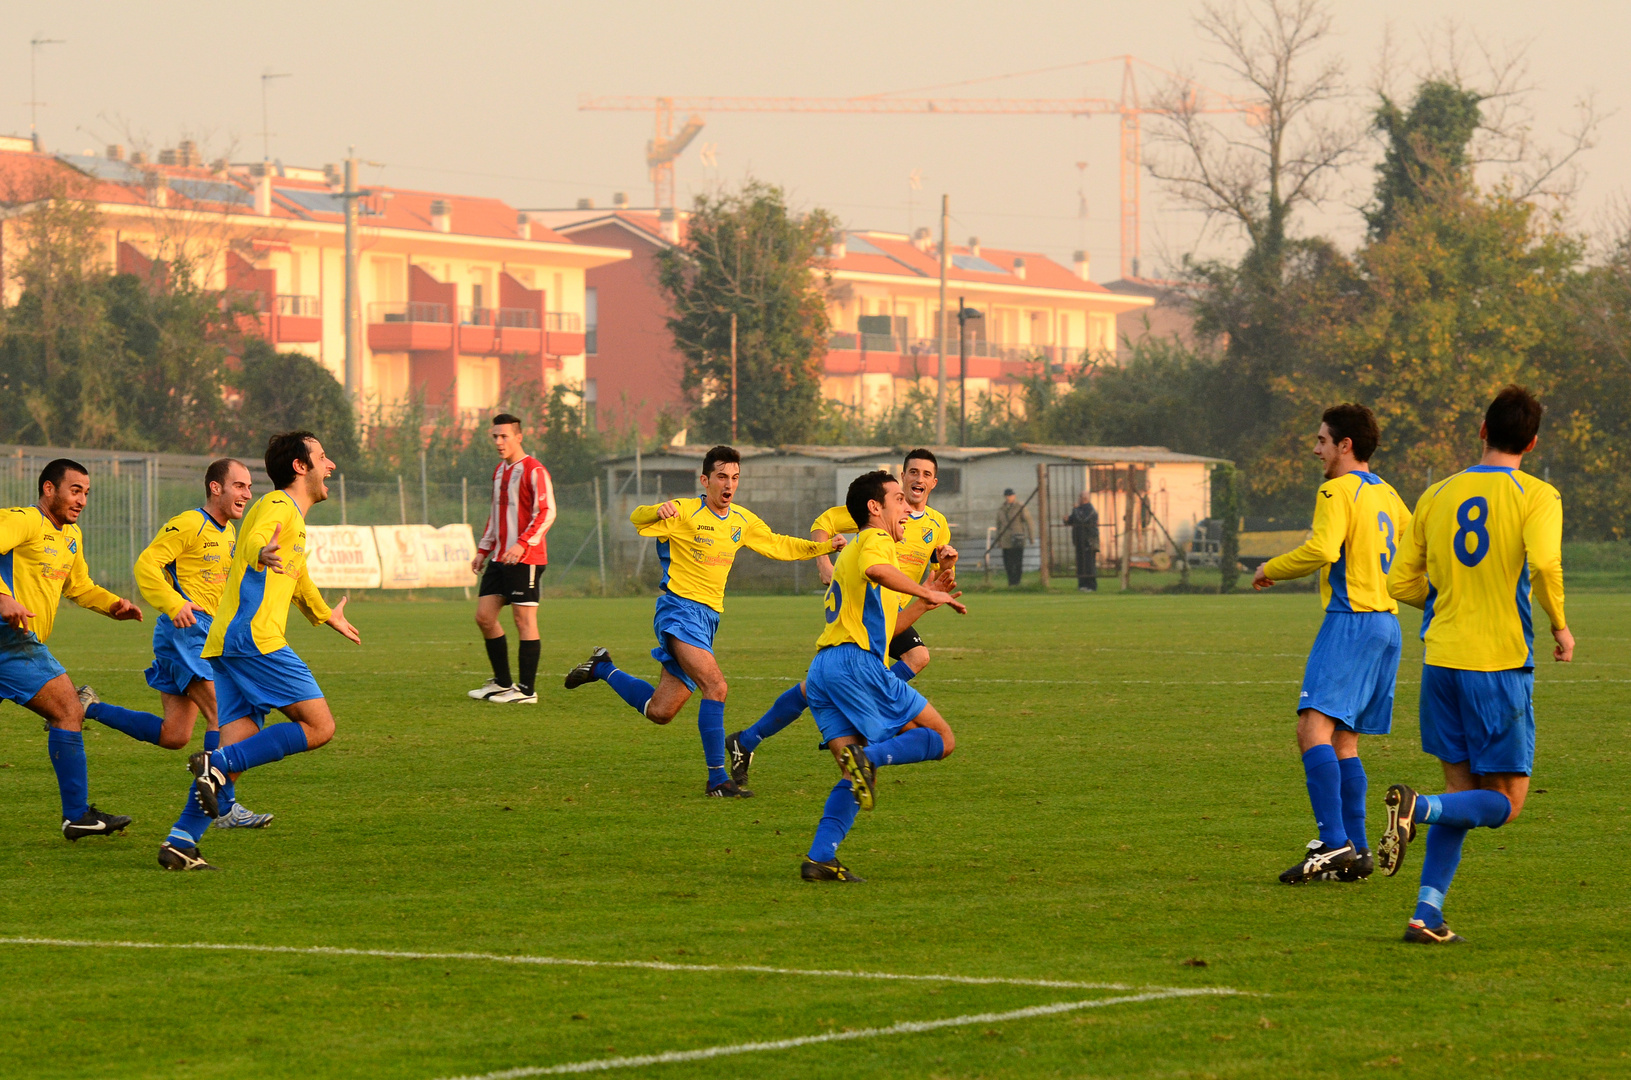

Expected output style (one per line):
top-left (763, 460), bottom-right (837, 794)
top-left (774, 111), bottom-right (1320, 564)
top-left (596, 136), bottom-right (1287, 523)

top-left (1377, 512), bottom-right (1396, 573)
top-left (823, 581), bottom-right (842, 624)
top-left (1454, 497), bottom-right (1490, 567)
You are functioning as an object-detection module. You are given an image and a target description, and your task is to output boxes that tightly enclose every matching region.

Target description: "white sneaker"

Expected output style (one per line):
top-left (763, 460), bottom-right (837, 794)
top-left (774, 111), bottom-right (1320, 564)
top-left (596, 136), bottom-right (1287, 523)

top-left (488, 687), bottom-right (537, 704)
top-left (468, 679), bottom-right (513, 700)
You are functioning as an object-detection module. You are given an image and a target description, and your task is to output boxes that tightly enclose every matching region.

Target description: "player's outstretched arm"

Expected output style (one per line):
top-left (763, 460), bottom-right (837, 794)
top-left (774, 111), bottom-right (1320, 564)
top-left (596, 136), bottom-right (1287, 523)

top-left (896, 569), bottom-right (964, 632)
top-left (134, 520), bottom-right (192, 619)
top-left (745, 517), bottom-right (840, 562)
top-left (1259, 485), bottom-right (1346, 588)
top-left (811, 529), bottom-right (837, 584)
top-left (324, 595), bottom-right (362, 644)
top-left (65, 546), bottom-right (140, 621)
top-left (866, 562), bottom-right (967, 615)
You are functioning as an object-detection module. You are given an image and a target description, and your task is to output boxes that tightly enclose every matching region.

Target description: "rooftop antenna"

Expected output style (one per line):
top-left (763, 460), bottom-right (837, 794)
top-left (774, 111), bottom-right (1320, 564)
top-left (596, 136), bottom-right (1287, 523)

top-left (259, 69), bottom-right (291, 161)
top-left (27, 36), bottom-right (65, 149)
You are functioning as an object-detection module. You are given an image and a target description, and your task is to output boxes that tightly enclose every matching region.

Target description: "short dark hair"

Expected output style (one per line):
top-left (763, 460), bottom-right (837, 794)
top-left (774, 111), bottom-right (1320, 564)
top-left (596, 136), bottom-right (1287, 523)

top-left (1484, 385), bottom-right (1544, 454)
top-left (492, 413), bottom-right (522, 430)
top-left (1321, 403), bottom-right (1379, 463)
top-left (701, 444), bottom-right (740, 477)
top-left (38, 458), bottom-right (88, 497)
top-left (205, 457), bottom-right (245, 497)
top-left (846, 470), bottom-right (896, 530)
top-left (903, 447), bottom-right (938, 473)
top-left (266, 431), bottom-right (317, 489)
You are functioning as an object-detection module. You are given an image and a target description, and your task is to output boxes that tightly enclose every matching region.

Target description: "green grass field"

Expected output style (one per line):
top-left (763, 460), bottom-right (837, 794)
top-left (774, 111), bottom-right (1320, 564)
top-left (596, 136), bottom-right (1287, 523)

top-left (2, 591), bottom-right (1628, 1079)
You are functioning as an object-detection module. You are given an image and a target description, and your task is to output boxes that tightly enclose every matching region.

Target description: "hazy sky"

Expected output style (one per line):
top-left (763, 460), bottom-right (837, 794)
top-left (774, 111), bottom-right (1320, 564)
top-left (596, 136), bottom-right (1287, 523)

top-left (5, 0), bottom-right (1626, 279)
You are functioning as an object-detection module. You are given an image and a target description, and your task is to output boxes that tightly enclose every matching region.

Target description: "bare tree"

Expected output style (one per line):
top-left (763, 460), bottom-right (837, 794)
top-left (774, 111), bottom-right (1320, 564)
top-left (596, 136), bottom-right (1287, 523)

top-left (1148, 0), bottom-right (1363, 267)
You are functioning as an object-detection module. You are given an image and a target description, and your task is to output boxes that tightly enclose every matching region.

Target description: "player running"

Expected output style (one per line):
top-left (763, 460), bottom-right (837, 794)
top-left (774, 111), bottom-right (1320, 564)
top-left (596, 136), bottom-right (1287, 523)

top-left (1252, 404), bottom-right (1409, 884)
top-left (1378, 386), bottom-right (1571, 944)
top-left (800, 470), bottom-right (965, 882)
top-left (467, 413), bottom-right (556, 705)
top-left (724, 448), bottom-right (958, 788)
top-left (78, 458), bottom-right (272, 829)
top-left (563, 445), bottom-right (841, 797)
top-left (158, 432), bottom-right (361, 871)
top-left (0, 459), bottom-right (145, 840)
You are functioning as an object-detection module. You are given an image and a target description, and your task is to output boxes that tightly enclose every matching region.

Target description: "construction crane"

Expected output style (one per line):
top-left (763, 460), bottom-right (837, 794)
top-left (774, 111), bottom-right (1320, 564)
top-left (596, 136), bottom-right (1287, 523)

top-left (580, 56), bottom-right (1254, 281)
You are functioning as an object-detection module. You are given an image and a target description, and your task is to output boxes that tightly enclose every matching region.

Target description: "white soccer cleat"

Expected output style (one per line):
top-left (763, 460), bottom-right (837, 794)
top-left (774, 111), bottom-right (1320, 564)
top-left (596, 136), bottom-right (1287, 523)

top-left (211, 803), bottom-right (274, 829)
top-left (76, 684), bottom-right (101, 708)
top-left (468, 679), bottom-right (513, 701)
top-left (487, 687), bottom-right (537, 704)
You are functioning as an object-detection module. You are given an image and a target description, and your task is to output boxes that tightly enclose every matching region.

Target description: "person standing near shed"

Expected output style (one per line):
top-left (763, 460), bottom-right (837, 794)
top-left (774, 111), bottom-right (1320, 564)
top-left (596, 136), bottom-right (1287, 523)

top-left (1065, 491), bottom-right (1100, 592)
top-left (993, 489), bottom-right (1034, 587)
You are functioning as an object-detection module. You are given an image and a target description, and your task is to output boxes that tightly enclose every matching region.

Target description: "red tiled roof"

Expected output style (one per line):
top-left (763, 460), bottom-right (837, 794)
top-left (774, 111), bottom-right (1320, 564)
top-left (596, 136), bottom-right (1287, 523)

top-left (829, 231), bottom-right (1108, 294)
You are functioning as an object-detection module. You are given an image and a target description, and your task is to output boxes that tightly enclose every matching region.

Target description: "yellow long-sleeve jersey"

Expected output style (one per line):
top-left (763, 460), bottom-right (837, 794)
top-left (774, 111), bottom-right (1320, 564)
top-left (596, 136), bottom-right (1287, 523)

top-left (811, 503), bottom-right (950, 598)
top-left (203, 491), bottom-right (332, 658)
top-left (815, 528), bottom-right (905, 659)
top-left (134, 508), bottom-right (235, 619)
top-left (1263, 470), bottom-right (1411, 613)
top-left (1388, 465), bottom-right (1565, 671)
top-left (634, 497), bottom-right (835, 614)
top-left (0, 506), bottom-right (122, 644)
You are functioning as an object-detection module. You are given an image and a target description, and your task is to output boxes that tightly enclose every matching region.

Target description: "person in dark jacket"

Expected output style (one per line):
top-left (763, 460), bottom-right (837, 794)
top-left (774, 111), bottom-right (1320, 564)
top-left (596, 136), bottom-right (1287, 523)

top-left (1065, 492), bottom-right (1100, 592)
top-left (993, 489), bottom-right (1034, 587)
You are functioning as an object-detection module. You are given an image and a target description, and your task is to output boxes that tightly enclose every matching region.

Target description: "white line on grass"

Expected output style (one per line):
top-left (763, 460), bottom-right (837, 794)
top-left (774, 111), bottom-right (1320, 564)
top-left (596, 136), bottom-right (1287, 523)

top-left (436, 988), bottom-right (1242, 1079)
top-left (0, 937), bottom-right (1211, 993)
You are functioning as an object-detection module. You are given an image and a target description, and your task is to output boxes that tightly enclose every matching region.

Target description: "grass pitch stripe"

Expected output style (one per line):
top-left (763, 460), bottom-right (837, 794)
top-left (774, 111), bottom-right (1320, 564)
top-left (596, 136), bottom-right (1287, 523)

top-left (0, 937), bottom-right (1192, 992)
top-left (439, 989), bottom-right (1242, 1078)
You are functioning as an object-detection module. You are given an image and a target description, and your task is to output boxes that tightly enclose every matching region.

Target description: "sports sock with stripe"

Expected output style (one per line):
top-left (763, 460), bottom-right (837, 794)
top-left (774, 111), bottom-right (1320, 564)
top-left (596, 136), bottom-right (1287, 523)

top-left (517, 638), bottom-right (540, 694)
top-left (698, 699), bottom-right (728, 787)
top-left (217, 721), bottom-right (309, 774)
top-left (1301, 744), bottom-right (1348, 848)
top-left (738, 683), bottom-right (806, 753)
top-left (47, 728), bottom-right (90, 821)
top-left (169, 783), bottom-right (212, 845)
top-left (484, 634), bottom-right (512, 687)
top-left (1415, 789), bottom-right (1511, 830)
top-left (1338, 756), bottom-right (1369, 850)
top-left (889, 659), bottom-right (916, 682)
top-left (1414, 823), bottom-right (1468, 927)
top-left (598, 664), bottom-right (655, 715)
top-left (84, 702), bottom-right (164, 745)
top-left (862, 727), bottom-right (944, 767)
top-left (807, 779), bottom-right (859, 862)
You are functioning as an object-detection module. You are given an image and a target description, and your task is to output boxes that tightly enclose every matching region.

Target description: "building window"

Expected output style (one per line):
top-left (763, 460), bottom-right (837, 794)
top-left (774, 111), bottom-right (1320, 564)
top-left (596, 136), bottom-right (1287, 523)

top-left (586, 287), bottom-right (598, 355)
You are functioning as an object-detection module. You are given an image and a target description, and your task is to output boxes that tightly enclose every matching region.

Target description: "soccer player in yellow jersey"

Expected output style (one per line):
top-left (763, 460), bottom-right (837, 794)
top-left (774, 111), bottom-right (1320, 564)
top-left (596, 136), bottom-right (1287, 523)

top-left (1378, 386), bottom-right (1572, 944)
top-left (800, 470), bottom-right (965, 882)
top-left (724, 448), bottom-right (958, 789)
top-left (160, 432), bottom-right (361, 871)
top-left (564, 445), bottom-right (842, 797)
top-left (1253, 405), bottom-right (1410, 885)
top-left (0, 459), bottom-right (145, 840)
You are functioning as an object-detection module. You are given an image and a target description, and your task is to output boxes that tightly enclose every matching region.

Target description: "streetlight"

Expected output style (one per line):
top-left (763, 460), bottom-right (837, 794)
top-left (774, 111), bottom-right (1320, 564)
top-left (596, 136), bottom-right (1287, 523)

top-left (956, 298), bottom-right (982, 446)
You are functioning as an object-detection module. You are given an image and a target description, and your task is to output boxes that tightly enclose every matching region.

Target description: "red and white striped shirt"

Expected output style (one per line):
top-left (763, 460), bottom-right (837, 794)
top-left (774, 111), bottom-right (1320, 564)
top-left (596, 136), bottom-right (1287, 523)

top-left (477, 454), bottom-right (556, 566)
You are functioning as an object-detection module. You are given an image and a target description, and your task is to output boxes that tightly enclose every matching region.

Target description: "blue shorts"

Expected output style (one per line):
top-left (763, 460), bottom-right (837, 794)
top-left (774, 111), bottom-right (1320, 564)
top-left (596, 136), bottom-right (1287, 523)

top-left (210, 648), bottom-right (324, 730)
top-left (1419, 664), bottom-right (1535, 775)
top-left (0, 627), bottom-right (66, 706)
top-left (650, 591), bottom-right (721, 692)
top-left (806, 643), bottom-right (929, 746)
top-left (145, 614), bottom-right (215, 697)
top-left (1298, 611), bottom-right (1402, 735)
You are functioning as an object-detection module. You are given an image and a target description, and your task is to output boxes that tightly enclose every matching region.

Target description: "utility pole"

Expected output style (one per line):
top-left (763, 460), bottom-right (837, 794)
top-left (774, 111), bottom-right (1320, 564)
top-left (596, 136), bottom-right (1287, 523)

top-left (935, 194), bottom-right (949, 445)
top-left (341, 150), bottom-right (362, 400)
top-left (729, 312), bottom-right (738, 443)
top-left (28, 37), bottom-right (65, 150)
top-left (259, 69), bottom-right (291, 162)
top-left (957, 295), bottom-right (968, 446)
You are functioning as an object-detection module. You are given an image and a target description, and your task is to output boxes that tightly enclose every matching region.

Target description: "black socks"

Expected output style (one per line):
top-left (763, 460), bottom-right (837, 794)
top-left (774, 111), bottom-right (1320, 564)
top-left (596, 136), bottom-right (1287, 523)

top-left (518, 638), bottom-right (541, 694)
top-left (485, 635), bottom-right (512, 687)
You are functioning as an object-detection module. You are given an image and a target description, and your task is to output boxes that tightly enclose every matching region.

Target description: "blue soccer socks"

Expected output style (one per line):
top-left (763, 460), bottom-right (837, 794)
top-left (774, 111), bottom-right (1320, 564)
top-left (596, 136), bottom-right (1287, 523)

top-left (807, 779), bottom-right (860, 862)
top-left (1414, 823), bottom-right (1469, 926)
top-left (698, 699), bottom-right (728, 787)
top-left (1416, 789), bottom-right (1512, 830)
top-left (1339, 756), bottom-right (1369, 850)
top-left (889, 659), bottom-right (917, 682)
top-left (217, 721), bottom-right (309, 774)
top-left (600, 664), bottom-right (656, 715)
top-left (1301, 744), bottom-right (1347, 848)
top-left (47, 728), bottom-right (90, 821)
top-left (863, 727), bottom-right (944, 767)
top-left (219, 778), bottom-right (237, 816)
top-left (739, 684), bottom-right (807, 753)
top-left (170, 783), bottom-right (212, 845)
top-left (84, 702), bottom-right (164, 746)
top-left (203, 729), bottom-right (220, 752)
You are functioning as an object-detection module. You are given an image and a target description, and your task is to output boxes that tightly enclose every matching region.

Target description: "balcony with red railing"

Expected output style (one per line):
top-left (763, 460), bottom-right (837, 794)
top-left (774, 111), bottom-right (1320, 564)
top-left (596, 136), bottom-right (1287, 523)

top-left (543, 310), bottom-right (585, 357)
top-left (271, 294), bottom-right (322, 343)
top-left (367, 301), bottom-right (454, 352)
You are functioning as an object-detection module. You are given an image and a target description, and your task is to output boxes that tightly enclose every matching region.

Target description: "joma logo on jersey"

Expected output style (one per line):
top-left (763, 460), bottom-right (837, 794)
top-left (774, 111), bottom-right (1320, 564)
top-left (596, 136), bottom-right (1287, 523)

top-left (696, 524), bottom-right (716, 532)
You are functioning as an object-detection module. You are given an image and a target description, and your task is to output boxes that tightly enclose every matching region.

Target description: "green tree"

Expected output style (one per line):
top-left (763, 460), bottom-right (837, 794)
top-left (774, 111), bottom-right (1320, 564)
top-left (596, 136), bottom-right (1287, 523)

top-left (1366, 80), bottom-right (1484, 237)
top-left (658, 181), bottom-right (837, 445)
top-left (232, 338), bottom-right (358, 461)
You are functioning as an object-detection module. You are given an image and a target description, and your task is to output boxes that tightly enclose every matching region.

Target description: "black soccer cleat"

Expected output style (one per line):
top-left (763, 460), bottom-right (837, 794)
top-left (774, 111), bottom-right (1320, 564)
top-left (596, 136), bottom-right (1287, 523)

top-left (1335, 848), bottom-right (1375, 882)
top-left (838, 744), bottom-right (876, 811)
top-left (801, 857), bottom-right (865, 883)
top-left (62, 806), bottom-right (132, 841)
top-left (188, 750), bottom-right (228, 819)
top-left (1404, 918), bottom-right (1464, 945)
top-left (1377, 784), bottom-right (1420, 877)
top-left (1278, 839), bottom-right (1356, 884)
top-left (725, 731), bottom-right (753, 787)
top-left (705, 778), bottom-right (754, 798)
top-left (564, 647), bottom-right (612, 690)
top-left (157, 841), bottom-right (218, 871)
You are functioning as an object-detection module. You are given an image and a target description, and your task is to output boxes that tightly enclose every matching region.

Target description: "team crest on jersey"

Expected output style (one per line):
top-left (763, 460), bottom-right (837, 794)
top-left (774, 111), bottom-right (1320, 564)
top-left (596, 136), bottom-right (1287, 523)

top-left (731, 526), bottom-right (742, 543)
top-left (922, 527), bottom-right (934, 544)
top-left (67, 539), bottom-right (77, 554)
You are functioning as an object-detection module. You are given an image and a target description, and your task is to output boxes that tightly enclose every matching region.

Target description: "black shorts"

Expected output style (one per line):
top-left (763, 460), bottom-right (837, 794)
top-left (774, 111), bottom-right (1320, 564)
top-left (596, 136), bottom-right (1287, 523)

top-left (888, 625), bottom-right (926, 660)
top-left (479, 561), bottom-right (543, 605)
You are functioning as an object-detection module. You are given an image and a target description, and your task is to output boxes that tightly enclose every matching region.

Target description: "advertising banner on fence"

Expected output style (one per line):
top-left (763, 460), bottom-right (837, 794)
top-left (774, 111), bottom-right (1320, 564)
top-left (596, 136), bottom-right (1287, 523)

top-left (306, 525), bottom-right (383, 589)
top-left (373, 524), bottom-right (480, 589)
